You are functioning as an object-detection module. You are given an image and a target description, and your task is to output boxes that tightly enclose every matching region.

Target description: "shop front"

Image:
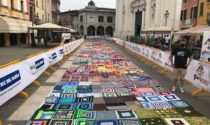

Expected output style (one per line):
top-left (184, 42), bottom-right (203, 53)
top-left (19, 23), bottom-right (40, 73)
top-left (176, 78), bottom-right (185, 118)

top-left (0, 16), bottom-right (32, 47)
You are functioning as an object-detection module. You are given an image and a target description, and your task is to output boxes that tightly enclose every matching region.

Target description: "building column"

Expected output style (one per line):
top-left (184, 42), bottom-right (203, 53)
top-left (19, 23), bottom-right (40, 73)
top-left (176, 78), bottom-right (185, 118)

top-left (104, 27), bottom-right (106, 36)
top-left (4, 33), bottom-right (10, 47)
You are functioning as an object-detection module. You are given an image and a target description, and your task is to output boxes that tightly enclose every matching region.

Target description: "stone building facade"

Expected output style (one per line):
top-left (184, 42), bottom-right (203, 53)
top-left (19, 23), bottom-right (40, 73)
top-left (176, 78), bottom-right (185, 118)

top-left (35, 0), bottom-right (60, 24)
top-left (115, 0), bottom-right (182, 39)
top-left (60, 10), bottom-right (79, 31)
top-left (60, 0), bottom-right (115, 36)
top-left (0, 0), bottom-right (32, 47)
top-left (51, 0), bottom-right (60, 24)
top-left (34, 0), bottom-right (45, 24)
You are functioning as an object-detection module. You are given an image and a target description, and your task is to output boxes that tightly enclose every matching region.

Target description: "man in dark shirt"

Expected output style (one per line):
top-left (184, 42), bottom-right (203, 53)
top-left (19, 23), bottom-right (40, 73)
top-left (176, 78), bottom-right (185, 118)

top-left (170, 39), bottom-right (192, 93)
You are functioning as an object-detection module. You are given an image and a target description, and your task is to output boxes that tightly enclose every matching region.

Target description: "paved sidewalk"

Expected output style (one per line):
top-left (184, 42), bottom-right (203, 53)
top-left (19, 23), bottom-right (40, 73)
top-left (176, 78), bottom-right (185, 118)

top-left (0, 43), bottom-right (59, 65)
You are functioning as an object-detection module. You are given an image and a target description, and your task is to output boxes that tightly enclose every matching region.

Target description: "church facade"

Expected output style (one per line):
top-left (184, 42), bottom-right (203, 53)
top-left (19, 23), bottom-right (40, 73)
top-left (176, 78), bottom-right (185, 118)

top-left (115, 0), bottom-right (182, 39)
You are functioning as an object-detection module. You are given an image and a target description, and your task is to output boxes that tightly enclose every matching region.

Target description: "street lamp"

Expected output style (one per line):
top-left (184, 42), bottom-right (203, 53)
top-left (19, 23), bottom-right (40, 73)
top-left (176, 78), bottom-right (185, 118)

top-left (164, 10), bottom-right (169, 26)
top-left (206, 0), bottom-right (210, 26)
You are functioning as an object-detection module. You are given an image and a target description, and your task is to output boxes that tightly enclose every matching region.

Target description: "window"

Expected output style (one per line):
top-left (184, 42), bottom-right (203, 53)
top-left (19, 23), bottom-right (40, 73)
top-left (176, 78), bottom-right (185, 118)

top-left (98, 16), bottom-right (104, 22)
top-left (20, 0), bottom-right (24, 12)
top-left (29, 6), bottom-right (33, 21)
top-left (107, 16), bottom-right (113, 23)
top-left (11, 0), bottom-right (14, 9)
top-left (199, 2), bottom-right (204, 16)
top-left (180, 10), bottom-right (187, 20)
top-left (80, 16), bottom-right (83, 22)
top-left (191, 6), bottom-right (198, 19)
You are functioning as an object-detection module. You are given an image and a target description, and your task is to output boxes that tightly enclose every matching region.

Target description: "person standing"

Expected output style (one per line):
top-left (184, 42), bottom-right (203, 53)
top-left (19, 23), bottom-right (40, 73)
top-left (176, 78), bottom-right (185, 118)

top-left (164, 35), bottom-right (171, 49)
top-left (169, 39), bottom-right (193, 93)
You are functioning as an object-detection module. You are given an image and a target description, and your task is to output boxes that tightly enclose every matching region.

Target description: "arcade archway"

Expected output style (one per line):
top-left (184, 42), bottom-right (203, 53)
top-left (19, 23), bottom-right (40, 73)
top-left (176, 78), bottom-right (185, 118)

top-left (97, 26), bottom-right (104, 36)
top-left (106, 26), bottom-right (113, 37)
top-left (87, 25), bottom-right (95, 36)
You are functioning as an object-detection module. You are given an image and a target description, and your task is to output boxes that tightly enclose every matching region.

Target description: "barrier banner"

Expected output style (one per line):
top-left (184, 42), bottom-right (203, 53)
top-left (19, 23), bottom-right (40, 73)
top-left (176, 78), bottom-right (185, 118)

top-left (114, 38), bottom-right (210, 92)
top-left (162, 52), bottom-right (173, 71)
top-left (185, 60), bottom-right (210, 92)
top-left (0, 64), bottom-right (21, 105)
top-left (47, 50), bottom-right (58, 66)
top-left (19, 53), bottom-right (49, 89)
top-left (114, 38), bottom-right (124, 46)
top-left (63, 39), bottom-right (84, 55)
top-left (0, 39), bottom-right (84, 106)
top-left (58, 47), bottom-right (64, 61)
top-left (200, 31), bottom-right (210, 62)
top-left (63, 44), bottom-right (70, 55)
top-left (47, 46), bottom-right (64, 66)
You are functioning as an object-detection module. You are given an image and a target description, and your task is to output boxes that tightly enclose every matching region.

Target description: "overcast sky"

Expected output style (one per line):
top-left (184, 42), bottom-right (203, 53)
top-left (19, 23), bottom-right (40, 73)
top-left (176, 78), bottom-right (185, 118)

top-left (60, 0), bottom-right (116, 12)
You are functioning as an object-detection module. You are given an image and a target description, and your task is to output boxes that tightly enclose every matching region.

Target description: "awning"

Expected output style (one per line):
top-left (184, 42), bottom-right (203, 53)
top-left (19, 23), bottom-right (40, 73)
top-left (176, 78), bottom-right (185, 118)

top-left (142, 26), bottom-right (172, 34)
top-left (70, 29), bottom-right (77, 33)
top-left (0, 16), bottom-right (32, 33)
top-left (61, 27), bottom-right (77, 33)
top-left (29, 23), bottom-right (69, 30)
top-left (28, 23), bottom-right (77, 32)
top-left (175, 25), bottom-right (210, 35)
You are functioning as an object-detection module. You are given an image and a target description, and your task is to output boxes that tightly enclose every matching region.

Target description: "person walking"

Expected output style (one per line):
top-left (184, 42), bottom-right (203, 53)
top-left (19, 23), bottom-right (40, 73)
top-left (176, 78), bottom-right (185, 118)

top-left (169, 39), bottom-right (192, 93)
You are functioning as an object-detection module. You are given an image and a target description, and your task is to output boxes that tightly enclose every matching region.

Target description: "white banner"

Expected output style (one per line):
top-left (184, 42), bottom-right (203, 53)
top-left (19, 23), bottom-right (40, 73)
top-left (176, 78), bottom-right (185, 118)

top-left (57, 47), bottom-right (65, 62)
top-left (61, 33), bottom-right (71, 44)
top-left (185, 60), bottom-right (210, 91)
top-left (64, 39), bottom-right (84, 55)
top-left (200, 31), bottom-right (210, 62)
top-left (0, 39), bottom-right (84, 106)
top-left (0, 64), bottom-right (21, 106)
top-left (114, 38), bottom-right (210, 92)
top-left (20, 53), bottom-right (49, 83)
top-left (47, 46), bottom-right (64, 66)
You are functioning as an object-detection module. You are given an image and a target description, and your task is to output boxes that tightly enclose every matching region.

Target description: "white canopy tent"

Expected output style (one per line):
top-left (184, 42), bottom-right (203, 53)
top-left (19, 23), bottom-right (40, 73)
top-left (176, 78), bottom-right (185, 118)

top-left (141, 26), bottom-right (174, 34)
top-left (175, 25), bottom-right (210, 35)
top-left (29, 23), bottom-right (69, 31)
top-left (28, 23), bottom-right (77, 47)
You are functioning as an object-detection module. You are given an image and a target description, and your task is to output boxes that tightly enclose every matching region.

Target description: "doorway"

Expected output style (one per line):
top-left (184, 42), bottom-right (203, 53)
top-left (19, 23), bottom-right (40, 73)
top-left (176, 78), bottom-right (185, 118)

top-left (135, 10), bottom-right (142, 36)
top-left (10, 33), bottom-right (17, 46)
top-left (0, 33), bottom-right (4, 47)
